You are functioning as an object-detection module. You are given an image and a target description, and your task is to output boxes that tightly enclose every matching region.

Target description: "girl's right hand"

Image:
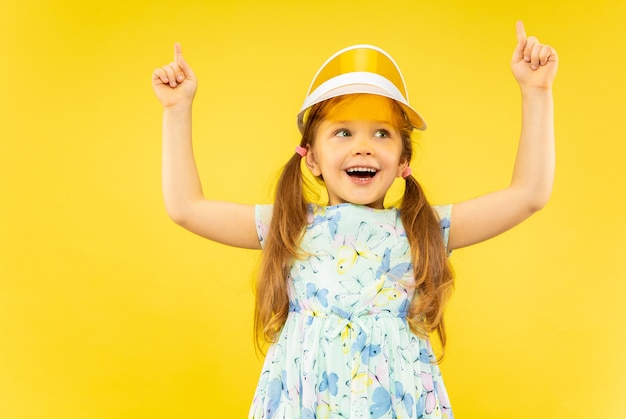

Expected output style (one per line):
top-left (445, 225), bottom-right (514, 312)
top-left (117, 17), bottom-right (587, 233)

top-left (152, 43), bottom-right (197, 108)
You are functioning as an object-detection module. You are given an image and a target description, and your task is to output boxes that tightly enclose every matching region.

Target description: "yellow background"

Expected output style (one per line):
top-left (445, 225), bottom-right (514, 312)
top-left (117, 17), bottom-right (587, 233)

top-left (1, 0), bottom-right (624, 418)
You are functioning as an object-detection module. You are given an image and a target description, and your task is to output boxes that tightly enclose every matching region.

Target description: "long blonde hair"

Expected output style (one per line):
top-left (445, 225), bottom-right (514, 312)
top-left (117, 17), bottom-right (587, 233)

top-left (254, 94), bottom-right (454, 358)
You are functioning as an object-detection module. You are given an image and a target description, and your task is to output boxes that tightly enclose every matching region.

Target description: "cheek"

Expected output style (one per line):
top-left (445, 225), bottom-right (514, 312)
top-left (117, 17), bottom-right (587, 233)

top-left (382, 144), bottom-right (405, 164)
top-left (318, 155), bottom-right (342, 174)
top-left (395, 141), bottom-right (410, 164)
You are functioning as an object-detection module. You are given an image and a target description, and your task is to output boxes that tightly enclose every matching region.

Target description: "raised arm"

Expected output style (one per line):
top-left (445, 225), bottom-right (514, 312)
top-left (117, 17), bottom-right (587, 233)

top-left (152, 44), bottom-right (260, 249)
top-left (447, 21), bottom-right (558, 251)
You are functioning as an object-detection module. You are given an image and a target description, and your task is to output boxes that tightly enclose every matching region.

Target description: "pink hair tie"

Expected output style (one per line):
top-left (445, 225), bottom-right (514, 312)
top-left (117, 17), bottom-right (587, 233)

top-left (295, 146), bottom-right (308, 157)
top-left (402, 166), bottom-right (412, 179)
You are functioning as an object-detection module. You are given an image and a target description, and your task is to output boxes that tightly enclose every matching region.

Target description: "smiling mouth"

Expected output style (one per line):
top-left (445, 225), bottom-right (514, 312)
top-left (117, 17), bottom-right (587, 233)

top-left (346, 167), bottom-right (378, 179)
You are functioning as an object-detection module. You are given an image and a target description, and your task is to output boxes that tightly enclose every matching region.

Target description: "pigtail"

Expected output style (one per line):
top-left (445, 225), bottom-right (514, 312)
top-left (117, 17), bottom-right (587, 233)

top-left (254, 101), bottom-right (332, 352)
top-left (401, 173), bottom-right (455, 361)
top-left (254, 153), bottom-right (308, 351)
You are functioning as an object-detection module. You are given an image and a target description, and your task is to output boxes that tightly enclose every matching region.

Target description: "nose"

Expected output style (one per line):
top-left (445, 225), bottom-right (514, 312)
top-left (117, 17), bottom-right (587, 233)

top-left (351, 135), bottom-right (374, 156)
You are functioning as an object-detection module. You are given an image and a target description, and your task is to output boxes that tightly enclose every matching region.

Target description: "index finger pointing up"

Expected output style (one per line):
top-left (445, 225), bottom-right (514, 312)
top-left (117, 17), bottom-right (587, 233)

top-left (174, 42), bottom-right (183, 64)
top-left (516, 20), bottom-right (527, 43)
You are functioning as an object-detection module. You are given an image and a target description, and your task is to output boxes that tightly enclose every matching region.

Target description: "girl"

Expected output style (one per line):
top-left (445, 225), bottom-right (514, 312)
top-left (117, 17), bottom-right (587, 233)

top-left (152, 21), bottom-right (557, 419)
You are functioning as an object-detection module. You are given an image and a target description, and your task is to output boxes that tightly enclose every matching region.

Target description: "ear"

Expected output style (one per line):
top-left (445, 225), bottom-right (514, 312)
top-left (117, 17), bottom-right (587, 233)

top-left (305, 148), bottom-right (322, 177)
top-left (396, 158), bottom-right (409, 178)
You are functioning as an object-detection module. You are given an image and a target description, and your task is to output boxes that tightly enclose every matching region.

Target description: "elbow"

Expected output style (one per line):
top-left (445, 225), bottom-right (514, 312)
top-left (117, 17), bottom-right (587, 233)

top-left (164, 202), bottom-right (192, 227)
top-left (163, 194), bottom-right (206, 229)
top-left (510, 178), bottom-right (553, 215)
top-left (525, 189), bottom-right (552, 214)
top-left (168, 212), bottom-right (188, 227)
top-left (509, 184), bottom-right (552, 216)
top-left (163, 191), bottom-right (205, 227)
top-left (527, 199), bottom-right (547, 215)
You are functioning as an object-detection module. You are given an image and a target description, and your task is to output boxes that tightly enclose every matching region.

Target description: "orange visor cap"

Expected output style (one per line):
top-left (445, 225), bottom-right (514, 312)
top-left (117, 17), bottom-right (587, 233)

top-left (297, 44), bottom-right (426, 133)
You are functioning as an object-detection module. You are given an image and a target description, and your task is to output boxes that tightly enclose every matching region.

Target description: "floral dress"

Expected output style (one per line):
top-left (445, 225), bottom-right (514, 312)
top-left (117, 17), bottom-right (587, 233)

top-left (249, 203), bottom-right (453, 419)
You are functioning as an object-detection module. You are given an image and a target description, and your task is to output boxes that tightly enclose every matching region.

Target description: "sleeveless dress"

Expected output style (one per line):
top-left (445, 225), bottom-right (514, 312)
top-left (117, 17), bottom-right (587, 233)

top-left (249, 203), bottom-right (453, 419)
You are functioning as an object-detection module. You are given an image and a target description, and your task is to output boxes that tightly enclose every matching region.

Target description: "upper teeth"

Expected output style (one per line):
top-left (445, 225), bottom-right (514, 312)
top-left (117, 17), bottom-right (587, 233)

top-left (347, 167), bottom-right (377, 173)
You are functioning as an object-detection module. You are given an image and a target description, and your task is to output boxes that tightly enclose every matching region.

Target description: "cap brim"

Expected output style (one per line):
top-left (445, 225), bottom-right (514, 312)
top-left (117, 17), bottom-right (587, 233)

top-left (297, 84), bottom-right (426, 133)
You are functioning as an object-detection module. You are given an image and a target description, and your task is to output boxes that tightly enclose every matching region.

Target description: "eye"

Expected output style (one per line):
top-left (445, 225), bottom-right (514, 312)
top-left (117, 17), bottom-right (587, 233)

top-left (334, 129), bottom-right (352, 137)
top-left (374, 129), bottom-right (391, 138)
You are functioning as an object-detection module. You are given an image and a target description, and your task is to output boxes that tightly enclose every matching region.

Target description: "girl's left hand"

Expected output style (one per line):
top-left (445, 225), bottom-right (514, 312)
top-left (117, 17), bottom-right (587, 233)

top-left (511, 21), bottom-right (558, 90)
top-left (152, 43), bottom-right (198, 109)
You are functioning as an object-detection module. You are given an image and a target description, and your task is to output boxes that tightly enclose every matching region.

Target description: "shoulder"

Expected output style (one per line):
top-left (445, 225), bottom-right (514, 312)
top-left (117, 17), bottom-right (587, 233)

top-left (255, 204), bottom-right (273, 221)
top-left (433, 204), bottom-right (452, 227)
top-left (254, 204), bottom-right (273, 247)
top-left (433, 204), bottom-right (453, 254)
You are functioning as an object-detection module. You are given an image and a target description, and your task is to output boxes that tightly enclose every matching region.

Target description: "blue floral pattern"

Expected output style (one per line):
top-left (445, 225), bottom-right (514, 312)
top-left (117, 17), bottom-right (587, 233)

top-left (250, 203), bottom-right (453, 419)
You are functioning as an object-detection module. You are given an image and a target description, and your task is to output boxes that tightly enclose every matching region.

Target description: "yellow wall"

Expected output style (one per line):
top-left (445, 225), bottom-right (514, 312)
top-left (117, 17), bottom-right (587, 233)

top-left (1, 0), bottom-right (624, 417)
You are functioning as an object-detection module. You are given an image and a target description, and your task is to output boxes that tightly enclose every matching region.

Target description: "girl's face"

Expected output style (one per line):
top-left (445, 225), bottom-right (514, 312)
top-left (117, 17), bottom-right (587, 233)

top-left (305, 94), bottom-right (408, 209)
